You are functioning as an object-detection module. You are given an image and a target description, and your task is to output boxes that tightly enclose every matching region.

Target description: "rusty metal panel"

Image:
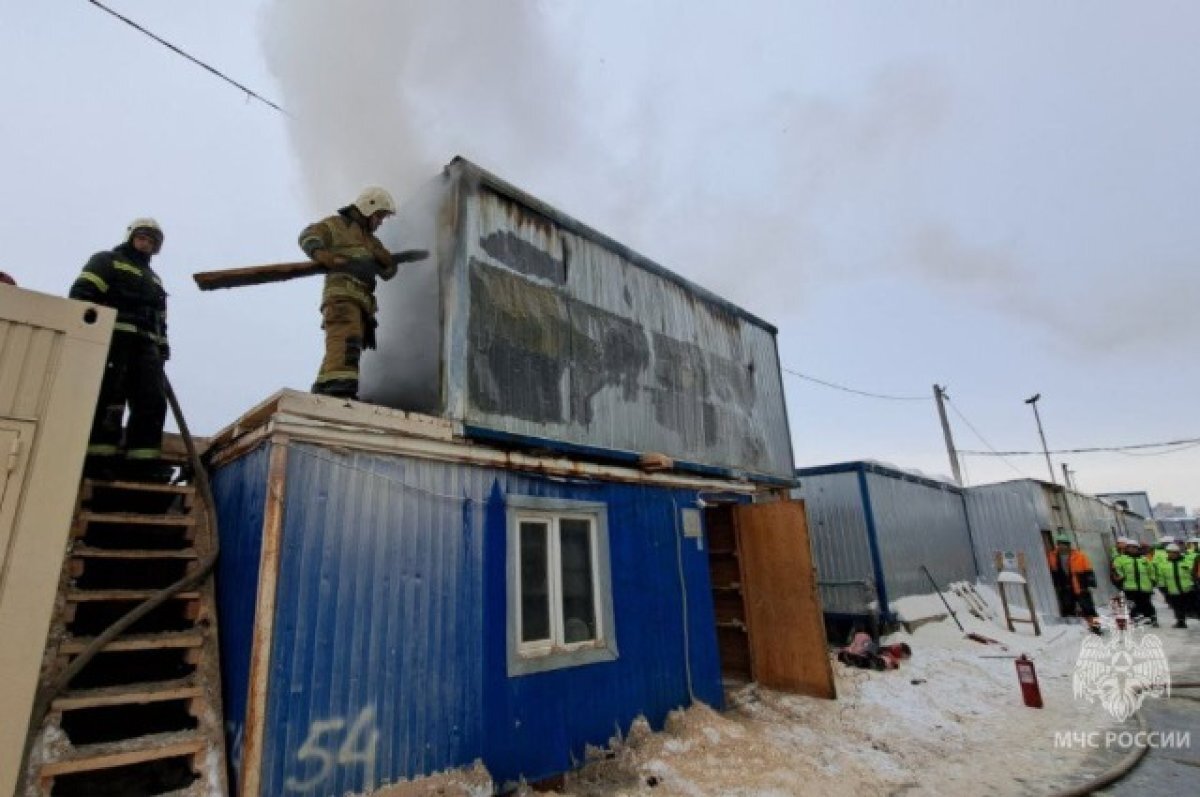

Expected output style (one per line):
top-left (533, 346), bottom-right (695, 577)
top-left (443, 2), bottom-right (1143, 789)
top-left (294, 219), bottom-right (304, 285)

top-left (366, 159), bottom-right (794, 482)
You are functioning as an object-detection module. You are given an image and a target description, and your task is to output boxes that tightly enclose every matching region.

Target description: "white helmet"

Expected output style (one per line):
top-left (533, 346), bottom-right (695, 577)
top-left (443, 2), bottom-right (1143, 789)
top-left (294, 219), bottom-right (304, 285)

top-left (1160, 536), bottom-right (1177, 545)
top-left (353, 186), bottom-right (396, 218)
top-left (1165, 543), bottom-right (1181, 553)
top-left (126, 217), bottom-right (164, 253)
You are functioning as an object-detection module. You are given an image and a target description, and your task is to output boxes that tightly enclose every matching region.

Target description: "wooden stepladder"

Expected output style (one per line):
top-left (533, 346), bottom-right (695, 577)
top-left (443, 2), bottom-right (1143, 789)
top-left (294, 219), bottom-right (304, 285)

top-left (994, 551), bottom-right (1042, 636)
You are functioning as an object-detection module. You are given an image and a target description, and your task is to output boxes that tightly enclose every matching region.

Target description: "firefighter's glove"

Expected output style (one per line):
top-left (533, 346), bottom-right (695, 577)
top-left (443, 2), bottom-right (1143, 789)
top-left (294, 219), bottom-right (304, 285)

top-left (341, 257), bottom-right (380, 284)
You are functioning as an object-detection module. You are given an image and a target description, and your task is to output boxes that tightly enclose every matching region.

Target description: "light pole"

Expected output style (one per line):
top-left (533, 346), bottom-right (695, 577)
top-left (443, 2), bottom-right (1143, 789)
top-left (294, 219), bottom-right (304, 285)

top-left (1024, 393), bottom-right (1057, 485)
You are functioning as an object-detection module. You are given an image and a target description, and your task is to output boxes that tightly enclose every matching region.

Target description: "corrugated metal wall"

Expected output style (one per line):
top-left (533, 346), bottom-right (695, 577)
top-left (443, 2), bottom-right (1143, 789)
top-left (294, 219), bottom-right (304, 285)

top-left (457, 177), bottom-right (793, 479)
top-left (794, 464), bottom-right (977, 616)
top-left (216, 440), bottom-right (723, 794)
top-left (212, 443), bottom-right (272, 785)
top-left (864, 471), bottom-right (977, 599)
top-left (963, 482), bottom-right (1058, 617)
top-left (793, 471), bottom-right (875, 615)
top-left (370, 159), bottom-right (794, 481)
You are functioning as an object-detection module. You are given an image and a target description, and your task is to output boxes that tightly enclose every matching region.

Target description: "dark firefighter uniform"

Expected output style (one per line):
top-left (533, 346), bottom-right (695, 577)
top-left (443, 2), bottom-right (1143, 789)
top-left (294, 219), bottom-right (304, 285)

top-left (69, 221), bottom-right (169, 479)
top-left (299, 194), bottom-right (396, 399)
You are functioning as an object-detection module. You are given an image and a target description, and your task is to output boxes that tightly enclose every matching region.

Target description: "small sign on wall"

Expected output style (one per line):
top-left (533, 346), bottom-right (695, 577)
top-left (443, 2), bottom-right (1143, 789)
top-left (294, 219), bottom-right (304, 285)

top-left (681, 507), bottom-right (703, 549)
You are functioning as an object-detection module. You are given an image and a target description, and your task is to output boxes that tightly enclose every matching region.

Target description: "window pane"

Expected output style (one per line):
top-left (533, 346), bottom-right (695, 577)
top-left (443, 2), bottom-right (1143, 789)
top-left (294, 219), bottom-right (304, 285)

top-left (519, 521), bottom-right (550, 643)
top-left (559, 519), bottom-right (596, 643)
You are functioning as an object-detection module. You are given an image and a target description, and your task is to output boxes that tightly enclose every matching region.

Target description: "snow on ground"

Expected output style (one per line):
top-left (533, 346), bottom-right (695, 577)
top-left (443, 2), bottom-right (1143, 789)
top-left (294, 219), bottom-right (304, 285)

top-left (522, 587), bottom-right (1142, 797)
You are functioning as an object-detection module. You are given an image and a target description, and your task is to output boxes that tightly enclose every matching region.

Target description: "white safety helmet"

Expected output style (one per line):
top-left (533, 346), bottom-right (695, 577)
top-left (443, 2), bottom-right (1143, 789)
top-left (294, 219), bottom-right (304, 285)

top-left (126, 217), bottom-right (164, 253)
top-left (353, 186), bottom-right (396, 219)
top-left (1165, 543), bottom-right (1181, 553)
top-left (1160, 536), bottom-right (1177, 545)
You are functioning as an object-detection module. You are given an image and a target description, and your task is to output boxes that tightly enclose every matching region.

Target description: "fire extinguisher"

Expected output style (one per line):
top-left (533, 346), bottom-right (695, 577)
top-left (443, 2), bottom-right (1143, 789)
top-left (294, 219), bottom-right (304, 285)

top-left (1015, 654), bottom-right (1043, 708)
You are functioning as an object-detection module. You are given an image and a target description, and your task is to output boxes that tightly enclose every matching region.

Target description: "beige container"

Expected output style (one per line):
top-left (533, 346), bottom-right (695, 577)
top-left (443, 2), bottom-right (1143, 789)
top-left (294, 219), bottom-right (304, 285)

top-left (0, 286), bottom-right (113, 797)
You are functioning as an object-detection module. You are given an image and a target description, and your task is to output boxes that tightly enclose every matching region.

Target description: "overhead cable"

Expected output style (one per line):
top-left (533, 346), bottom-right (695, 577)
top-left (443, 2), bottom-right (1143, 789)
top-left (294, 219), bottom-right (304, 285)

top-left (86, 0), bottom-right (286, 114)
top-left (944, 398), bottom-right (1026, 478)
top-left (782, 368), bottom-right (930, 402)
top-left (958, 436), bottom-right (1200, 457)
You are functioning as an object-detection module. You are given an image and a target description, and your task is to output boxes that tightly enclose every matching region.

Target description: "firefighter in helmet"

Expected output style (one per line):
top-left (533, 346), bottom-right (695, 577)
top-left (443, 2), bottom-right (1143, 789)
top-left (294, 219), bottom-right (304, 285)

top-left (69, 218), bottom-right (171, 481)
top-left (299, 186), bottom-right (399, 399)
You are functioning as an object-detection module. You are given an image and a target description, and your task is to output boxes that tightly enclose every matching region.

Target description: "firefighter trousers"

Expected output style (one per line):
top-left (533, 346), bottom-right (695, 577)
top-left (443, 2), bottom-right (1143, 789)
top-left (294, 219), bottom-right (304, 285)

top-left (314, 299), bottom-right (366, 397)
top-left (87, 332), bottom-right (167, 461)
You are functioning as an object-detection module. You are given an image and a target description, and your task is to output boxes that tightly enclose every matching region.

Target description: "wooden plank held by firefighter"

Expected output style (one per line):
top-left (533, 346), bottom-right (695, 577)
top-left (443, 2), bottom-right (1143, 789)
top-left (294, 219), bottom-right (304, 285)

top-left (191, 249), bottom-right (430, 291)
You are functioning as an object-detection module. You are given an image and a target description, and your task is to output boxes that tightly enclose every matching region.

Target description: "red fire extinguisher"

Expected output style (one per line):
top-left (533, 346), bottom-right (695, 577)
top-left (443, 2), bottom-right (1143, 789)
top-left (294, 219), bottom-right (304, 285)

top-left (1015, 654), bottom-right (1043, 708)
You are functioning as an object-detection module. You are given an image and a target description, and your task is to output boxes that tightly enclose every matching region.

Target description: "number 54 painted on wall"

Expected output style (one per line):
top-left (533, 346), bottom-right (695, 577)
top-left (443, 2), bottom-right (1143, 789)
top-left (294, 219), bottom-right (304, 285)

top-left (285, 706), bottom-right (379, 793)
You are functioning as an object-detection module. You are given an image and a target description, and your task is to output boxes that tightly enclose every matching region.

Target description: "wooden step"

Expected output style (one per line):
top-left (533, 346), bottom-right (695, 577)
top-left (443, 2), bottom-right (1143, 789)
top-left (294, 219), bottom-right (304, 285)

top-left (84, 479), bottom-right (196, 496)
top-left (52, 678), bottom-right (201, 711)
top-left (77, 511), bottom-right (197, 527)
top-left (39, 731), bottom-right (206, 777)
top-left (71, 546), bottom-right (199, 560)
top-left (66, 589), bottom-right (201, 603)
top-left (61, 630), bottom-right (204, 655)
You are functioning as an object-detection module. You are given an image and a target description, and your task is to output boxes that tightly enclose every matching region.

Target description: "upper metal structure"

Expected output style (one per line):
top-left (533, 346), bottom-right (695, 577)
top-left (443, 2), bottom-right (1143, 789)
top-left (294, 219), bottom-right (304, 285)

top-left (362, 158), bottom-right (795, 483)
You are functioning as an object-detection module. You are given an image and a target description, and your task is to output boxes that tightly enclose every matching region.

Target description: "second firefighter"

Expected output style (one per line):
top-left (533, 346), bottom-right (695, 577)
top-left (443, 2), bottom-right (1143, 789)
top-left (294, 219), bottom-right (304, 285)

top-left (300, 186), bottom-right (398, 399)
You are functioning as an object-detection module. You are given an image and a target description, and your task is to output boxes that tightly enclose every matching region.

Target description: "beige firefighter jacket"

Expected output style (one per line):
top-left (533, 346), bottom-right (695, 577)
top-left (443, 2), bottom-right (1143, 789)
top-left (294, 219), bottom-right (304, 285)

top-left (298, 209), bottom-right (396, 314)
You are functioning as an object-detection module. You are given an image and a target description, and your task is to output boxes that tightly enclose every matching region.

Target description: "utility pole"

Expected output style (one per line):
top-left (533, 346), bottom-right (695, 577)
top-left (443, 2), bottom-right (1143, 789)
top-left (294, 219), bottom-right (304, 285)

top-left (933, 384), bottom-right (964, 485)
top-left (1024, 393), bottom-right (1057, 485)
top-left (1061, 462), bottom-right (1075, 491)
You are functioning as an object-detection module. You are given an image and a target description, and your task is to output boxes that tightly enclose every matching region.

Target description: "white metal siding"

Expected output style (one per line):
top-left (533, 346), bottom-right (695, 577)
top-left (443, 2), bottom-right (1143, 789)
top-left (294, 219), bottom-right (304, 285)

top-left (0, 287), bottom-right (113, 796)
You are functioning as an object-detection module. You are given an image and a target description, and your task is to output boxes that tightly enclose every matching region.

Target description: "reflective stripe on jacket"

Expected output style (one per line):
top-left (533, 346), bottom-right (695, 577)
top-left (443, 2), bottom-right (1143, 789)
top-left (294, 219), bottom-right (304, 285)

top-left (1153, 557), bottom-right (1195, 595)
top-left (299, 208), bottom-right (395, 315)
top-left (1113, 554), bottom-right (1156, 593)
top-left (69, 243), bottom-right (168, 345)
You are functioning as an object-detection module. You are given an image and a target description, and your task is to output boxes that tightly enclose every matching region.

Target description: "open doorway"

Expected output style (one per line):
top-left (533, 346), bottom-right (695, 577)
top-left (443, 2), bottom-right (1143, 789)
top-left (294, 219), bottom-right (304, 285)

top-left (704, 500), bottom-right (836, 699)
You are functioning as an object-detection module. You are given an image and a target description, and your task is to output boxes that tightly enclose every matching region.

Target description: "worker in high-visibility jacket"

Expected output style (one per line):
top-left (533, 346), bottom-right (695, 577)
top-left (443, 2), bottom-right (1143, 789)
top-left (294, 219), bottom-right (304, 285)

top-left (1112, 541), bottom-right (1159, 627)
top-left (69, 218), bottom-right (171, 482)
top-left (298, 187), bottom-right (398, 400)
top-left (1154, 544), bottom-right (1195, 628)
top-left (1182, 537), bottom-right (1200, 620)
top-left (1046, 533), bottom-right (1100, 631)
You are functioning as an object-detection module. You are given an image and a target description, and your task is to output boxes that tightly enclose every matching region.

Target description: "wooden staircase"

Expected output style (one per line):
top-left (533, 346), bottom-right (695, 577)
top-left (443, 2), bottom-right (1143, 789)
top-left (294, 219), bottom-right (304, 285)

top-left (24, 444), bottom-right (227, 796)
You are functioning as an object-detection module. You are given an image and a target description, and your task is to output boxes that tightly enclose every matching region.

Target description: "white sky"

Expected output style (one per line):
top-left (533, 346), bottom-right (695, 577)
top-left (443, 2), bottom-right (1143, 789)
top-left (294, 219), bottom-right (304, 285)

top-left (4, 1), bottom-right (1198, 509)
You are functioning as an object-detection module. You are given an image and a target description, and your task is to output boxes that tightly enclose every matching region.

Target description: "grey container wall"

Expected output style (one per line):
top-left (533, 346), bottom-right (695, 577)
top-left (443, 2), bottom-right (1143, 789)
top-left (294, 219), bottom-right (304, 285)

top-left (963, 482), bottom-right (1059, 617)
top-left (793, 462), bottom-right (978, 619)
top-left (362, 158), bottom-right (794, 482)
top-left (794, 469), bottom-right (876, 615)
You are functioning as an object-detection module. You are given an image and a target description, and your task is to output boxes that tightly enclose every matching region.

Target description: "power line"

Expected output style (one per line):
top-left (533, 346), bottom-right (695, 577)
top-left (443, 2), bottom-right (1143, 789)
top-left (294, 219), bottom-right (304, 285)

top-left (781, 368), bottom-right (930, 402)
top-left (944, 397), bottom-right (1027, 478)
top-left (86, 0), bottom-right (286, 115)
top-left (958, 436), bottom-right (1200, 457)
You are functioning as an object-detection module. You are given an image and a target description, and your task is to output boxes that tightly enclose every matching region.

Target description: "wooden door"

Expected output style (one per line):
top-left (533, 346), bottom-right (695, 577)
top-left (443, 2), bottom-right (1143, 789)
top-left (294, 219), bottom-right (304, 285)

top-left (733, 499), bottom-right (835, 698)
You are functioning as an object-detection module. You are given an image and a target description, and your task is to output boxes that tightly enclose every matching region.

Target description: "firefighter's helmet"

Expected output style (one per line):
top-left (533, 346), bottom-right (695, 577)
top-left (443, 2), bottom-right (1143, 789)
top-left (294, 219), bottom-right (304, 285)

top-left (126, 217), bottom-right (164, 253)
top-left (354, 187), bottom-right (396, 218)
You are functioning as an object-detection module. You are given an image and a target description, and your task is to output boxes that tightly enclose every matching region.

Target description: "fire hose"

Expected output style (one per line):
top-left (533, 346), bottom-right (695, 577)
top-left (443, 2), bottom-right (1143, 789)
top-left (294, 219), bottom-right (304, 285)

top-left (1051, 680), bottom-right (1200, 797)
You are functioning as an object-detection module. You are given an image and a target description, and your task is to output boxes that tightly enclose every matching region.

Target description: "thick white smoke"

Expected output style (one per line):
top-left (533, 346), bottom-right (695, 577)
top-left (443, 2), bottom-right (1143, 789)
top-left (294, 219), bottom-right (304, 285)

top-left (259, 1), bottom-right (1196, 351)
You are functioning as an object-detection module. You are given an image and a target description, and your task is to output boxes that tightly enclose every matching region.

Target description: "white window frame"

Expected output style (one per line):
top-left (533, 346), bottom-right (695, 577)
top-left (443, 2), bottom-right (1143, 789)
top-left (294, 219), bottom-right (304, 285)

top-left (506, 496), bottom-right (617, 676)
